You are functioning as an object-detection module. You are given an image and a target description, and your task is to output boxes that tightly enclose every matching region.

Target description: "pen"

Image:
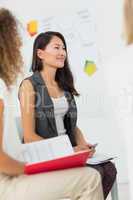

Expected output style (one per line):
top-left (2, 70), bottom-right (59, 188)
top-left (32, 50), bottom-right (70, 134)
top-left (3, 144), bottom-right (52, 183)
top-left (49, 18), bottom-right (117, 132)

top-left (89, 143), bottom-right (98, 149)
top-left (92, 143), bottom-right (98, 148)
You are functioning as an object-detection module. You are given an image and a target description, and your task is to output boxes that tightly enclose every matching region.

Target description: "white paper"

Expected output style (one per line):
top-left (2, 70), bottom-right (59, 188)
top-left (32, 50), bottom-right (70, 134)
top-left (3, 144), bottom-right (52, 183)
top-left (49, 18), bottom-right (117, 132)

top-left (17, 135), bottom-right (74, 164)
top-left (86, 153), bottom-right (116, 165)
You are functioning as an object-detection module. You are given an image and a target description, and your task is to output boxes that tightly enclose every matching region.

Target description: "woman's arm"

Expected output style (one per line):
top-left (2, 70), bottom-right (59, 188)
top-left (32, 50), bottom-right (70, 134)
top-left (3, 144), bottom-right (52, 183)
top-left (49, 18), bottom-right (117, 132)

top-left (74, 126), bottom-right (95, 156)
top-left (0, 150), bottom-right (25, 176)
top-left (0, 100), bottom-right (24, 176)
top-left (19, 80), bottom-right (44, 143)
top-left (75, 126), bottom-right (88, 146)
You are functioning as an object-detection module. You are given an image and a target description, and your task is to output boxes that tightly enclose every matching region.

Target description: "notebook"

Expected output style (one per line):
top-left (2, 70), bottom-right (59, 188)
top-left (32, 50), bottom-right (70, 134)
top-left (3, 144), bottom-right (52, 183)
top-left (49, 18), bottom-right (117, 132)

top-left (15, 135), bottom-right (90, 175)
top-left (86, 153), bottom-right (116, 165)
top-left (24, 150), bottom-right (90, 175)
top-left (17, 135), bottom-right (74, 164)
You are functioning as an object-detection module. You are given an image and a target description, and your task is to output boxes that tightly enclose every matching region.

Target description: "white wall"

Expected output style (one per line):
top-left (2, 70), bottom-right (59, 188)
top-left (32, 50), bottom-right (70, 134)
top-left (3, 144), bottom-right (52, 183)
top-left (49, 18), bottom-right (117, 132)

top-left (95, 0), bottom-right (124, 62)
top-left (0, 0), bottom-right (128, 183)
top-left (76, 0), bottom-right (128, 184)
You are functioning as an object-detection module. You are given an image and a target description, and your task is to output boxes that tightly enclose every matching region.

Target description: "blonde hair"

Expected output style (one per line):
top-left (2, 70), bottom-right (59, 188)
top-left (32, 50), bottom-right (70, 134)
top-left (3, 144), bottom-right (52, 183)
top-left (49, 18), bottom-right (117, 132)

top-left (0, 8), bottom-right (23, 88)
top-left (123, 0), bottom-right (133, 44)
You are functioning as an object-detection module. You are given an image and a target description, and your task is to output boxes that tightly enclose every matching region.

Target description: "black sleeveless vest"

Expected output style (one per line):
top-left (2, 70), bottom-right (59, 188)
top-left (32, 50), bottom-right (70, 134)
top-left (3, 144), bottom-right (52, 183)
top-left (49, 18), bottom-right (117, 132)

top-left (27, 71), bottom-right (77, 146)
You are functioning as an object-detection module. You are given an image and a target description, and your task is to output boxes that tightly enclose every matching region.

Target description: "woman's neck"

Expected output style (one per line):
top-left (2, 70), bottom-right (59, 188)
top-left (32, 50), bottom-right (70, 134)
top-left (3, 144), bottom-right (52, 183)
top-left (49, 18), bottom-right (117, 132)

top-left (40, 66), bottom-right (57, 86)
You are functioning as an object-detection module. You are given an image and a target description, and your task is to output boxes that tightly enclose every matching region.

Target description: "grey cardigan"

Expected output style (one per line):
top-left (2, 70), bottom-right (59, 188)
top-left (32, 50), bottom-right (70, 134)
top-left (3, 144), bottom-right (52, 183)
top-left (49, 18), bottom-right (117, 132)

top-left (27, 71), bottom-right (77, 146)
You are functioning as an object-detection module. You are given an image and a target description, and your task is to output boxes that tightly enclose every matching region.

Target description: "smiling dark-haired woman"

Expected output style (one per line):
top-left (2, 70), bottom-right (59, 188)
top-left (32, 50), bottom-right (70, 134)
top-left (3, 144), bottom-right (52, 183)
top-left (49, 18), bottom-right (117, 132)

top-left (19, 31), bottom-right (116, 199)
top-left (0, 9), bottom-right (104, 200)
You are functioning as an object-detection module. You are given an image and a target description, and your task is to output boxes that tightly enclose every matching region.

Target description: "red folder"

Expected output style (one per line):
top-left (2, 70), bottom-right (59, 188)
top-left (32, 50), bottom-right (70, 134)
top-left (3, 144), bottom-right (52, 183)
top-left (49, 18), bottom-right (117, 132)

top-left (24, 150), bottom-right (90, 175)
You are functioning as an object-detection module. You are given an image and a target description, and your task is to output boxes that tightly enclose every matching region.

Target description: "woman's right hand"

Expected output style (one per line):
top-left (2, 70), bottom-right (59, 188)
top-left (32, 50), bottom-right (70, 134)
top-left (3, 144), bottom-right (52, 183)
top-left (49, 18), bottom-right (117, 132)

top-left (73, 145), bottom-right (95, 158)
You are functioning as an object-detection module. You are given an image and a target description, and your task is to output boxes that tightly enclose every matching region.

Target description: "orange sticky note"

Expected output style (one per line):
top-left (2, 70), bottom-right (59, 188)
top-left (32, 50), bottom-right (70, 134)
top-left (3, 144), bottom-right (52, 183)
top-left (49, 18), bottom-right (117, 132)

top-left (27, 20), bottom-right (38, 37)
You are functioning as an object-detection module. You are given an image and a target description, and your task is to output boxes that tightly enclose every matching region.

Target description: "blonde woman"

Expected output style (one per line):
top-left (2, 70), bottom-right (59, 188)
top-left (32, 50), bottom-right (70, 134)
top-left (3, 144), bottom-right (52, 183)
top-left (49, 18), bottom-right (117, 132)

top-left (0, 8), bottom-right (104, 200)
top-left (104, 0), bottom-right (133, 199)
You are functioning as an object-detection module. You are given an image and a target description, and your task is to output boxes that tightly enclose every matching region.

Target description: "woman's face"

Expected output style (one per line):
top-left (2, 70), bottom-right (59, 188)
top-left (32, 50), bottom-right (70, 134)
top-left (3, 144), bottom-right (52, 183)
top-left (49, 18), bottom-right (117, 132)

top-left (37, 36), bottom-right (67, 69)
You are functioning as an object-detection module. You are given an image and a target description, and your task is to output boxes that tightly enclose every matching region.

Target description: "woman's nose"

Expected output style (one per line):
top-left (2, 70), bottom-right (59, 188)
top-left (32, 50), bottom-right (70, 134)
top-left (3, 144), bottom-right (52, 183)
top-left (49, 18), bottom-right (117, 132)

top-left (60, 49), bottom-right (66, 57)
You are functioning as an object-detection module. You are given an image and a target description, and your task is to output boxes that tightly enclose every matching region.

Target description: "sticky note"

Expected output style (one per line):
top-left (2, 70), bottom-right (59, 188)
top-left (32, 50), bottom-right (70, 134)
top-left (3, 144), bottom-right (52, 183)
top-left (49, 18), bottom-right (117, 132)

top-left (27, 20), bottom-right (38, 37)
top-left (84, 60), bottom-right (97, 76)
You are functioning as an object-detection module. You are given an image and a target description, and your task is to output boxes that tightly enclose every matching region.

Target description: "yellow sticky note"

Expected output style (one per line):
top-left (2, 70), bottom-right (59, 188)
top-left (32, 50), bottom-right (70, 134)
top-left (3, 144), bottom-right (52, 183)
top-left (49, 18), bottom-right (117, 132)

top-left (84, 60), bottom-right (97, 76)
top-left (27, 20), bottom-right (38, 37)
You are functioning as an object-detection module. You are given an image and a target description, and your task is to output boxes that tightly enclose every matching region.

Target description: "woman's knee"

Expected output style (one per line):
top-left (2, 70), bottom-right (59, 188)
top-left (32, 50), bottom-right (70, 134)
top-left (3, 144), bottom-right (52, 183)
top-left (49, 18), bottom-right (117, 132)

top-left (83, 167), bottom-right (102, 186)
top-left (104, 162), bottom-right (117, 180)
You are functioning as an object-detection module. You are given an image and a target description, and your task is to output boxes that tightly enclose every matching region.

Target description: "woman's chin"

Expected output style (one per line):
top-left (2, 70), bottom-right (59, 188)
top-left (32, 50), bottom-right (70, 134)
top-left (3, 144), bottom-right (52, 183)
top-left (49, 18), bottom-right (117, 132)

top-left (51, 64), bottom-right (64, 69)
top-left (56, 65), bottom-right (64, 69)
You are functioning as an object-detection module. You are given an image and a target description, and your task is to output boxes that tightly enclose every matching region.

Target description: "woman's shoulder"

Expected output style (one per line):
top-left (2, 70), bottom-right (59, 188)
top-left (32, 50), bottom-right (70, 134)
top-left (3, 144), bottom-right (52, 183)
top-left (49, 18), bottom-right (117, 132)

top-left (19, 72), bottom-right (34, 89)
top-left (0, 78), bottom-right (7, 100)
top-left (0, 78), bottom-right (6, 88)
top-left (19, 76), bottom-right (35, 98)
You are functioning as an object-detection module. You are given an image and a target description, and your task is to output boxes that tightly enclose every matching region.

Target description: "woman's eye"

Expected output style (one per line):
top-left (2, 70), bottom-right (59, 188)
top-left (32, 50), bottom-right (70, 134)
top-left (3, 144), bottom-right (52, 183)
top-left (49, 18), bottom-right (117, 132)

top-left (54, 46), bottom-right (66, 51)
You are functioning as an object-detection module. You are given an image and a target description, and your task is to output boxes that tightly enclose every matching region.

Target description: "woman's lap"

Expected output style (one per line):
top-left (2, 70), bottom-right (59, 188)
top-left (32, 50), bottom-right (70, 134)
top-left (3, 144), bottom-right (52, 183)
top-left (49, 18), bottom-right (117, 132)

top-left (0, 166), bottom-right (101, 200)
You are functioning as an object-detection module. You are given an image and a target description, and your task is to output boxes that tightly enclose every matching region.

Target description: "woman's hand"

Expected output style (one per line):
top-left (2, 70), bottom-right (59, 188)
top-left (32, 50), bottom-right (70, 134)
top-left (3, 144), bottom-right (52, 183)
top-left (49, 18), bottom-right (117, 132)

top-left (87, 144), bottom-right (96, 157)
top-left (74, 145), bottom-right (88, 152)
top-left (73, 144), bottom-right (96, 158)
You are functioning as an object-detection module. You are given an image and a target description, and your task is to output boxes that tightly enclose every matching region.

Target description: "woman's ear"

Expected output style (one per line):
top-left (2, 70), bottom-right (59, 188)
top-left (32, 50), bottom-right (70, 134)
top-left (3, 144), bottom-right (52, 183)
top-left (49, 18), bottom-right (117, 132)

top-left (37, 49), bottom-right (44, 59)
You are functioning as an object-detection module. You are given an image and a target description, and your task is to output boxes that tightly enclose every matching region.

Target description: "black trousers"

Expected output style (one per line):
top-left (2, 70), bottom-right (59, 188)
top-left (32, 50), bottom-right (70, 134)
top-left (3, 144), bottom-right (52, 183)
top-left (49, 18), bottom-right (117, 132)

top-left (89, 162), bottom-right (117, 199)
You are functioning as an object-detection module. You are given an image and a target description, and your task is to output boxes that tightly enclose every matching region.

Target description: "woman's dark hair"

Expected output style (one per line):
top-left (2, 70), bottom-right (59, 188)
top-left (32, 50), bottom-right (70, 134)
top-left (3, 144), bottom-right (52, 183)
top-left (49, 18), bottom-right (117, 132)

top-left (31, 31), bottom-right (79, 96)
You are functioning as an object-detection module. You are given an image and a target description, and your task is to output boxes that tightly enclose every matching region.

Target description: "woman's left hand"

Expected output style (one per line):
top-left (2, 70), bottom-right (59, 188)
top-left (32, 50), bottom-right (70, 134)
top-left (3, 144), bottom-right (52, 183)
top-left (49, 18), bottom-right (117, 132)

top-left (73, 144), bottom-right (96, 157)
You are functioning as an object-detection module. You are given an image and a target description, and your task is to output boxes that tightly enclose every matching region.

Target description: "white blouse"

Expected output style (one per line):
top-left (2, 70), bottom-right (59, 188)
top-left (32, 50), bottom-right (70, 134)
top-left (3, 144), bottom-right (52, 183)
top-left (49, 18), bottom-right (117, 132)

top-left (104, 44), bottom-right (133, 198)
top-left (0, 78), bottom-right (21, 158)
top-left (51, 95), bottom-right (69, 136)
